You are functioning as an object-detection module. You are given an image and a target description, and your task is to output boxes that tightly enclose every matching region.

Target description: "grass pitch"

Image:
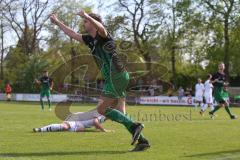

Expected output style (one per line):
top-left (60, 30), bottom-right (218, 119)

top-left (0, 101), bottom-right (240, 160)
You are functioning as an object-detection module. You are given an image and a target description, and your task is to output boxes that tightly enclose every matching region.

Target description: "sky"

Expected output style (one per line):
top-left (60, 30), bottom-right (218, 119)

top-left (2, 0), bottom-right (117, 52)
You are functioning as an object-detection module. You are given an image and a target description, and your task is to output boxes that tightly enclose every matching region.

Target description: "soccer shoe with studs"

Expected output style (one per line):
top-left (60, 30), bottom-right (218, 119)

top-left (199, 110), bottom-right (204, 116)
top-left (131, 123), bottom-right (144, 145)
top-left (230, 115), bottom-right (237, 119)
top-left (209, 112), bottom-right (216, 119)
top-left (131, 139), bottom-right (150, 152)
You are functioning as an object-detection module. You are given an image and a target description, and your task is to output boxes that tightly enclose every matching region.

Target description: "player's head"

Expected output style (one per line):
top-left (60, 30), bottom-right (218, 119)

top-left (197, 78), bottom-right (202, 83)
top-left (83, 13), bottom-right (102, 33)
top-left (43, 70), bottom-right (48, 77)
top-left (207, 74), bottom-right (212, 80)
top-left (218, 62), bottom-right (225, 71)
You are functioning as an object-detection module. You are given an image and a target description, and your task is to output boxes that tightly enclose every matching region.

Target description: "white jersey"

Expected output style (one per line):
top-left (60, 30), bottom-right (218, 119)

top-left (195, 83), bottom-right (205, 96)
top-left (204, 80), bottom-right (213, 96)
top-left (66, 115), bottom-right (105, 132)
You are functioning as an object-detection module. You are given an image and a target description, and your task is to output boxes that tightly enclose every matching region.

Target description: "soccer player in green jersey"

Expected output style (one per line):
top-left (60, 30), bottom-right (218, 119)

top-left (50, 10), bottom-right (150, 151)
top-left (209, 62), bottom-right (237, 119)
top-left (35, 71), bottom-right (54, 111)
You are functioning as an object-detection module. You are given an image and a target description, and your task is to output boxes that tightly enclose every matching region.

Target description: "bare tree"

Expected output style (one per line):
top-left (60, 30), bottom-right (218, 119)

top-left (202, 0), bottom-right (239, 78)
top-left (2, 0), bottom-right (50, 55)
top-left (118, 0), bottom-right (164, 68)
top-left (0, 0), bottom-right (13, 79)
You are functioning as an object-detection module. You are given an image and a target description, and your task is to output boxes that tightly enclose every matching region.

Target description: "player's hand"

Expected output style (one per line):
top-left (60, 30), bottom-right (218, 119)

top-left (76, 10), bottom-right (87, 18)
top-left (50, 87), bottom-right (53, 91)
top-left (50, 14), bottom-right (59, 25)
top-left (34, 79), bottom-right (39, 84)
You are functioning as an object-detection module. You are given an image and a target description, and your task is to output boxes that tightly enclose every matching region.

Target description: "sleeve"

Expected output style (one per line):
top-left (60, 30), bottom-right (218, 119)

top-left (211, 73), bottom-right (218, 81)
top-left (99, 31), bottom-right (112, 40)
top-left (82, 34), bottom-right (94, 49)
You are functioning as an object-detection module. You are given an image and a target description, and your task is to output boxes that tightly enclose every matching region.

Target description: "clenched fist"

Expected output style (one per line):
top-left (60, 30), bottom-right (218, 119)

top-left (76, 9), bottom-right (87, 18)
top-left (50, 14), bottom-right (59, 25)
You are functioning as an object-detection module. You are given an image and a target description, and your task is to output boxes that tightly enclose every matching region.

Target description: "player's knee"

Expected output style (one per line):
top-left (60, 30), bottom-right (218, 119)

top-left (62, 123), bottom-right (69, 130)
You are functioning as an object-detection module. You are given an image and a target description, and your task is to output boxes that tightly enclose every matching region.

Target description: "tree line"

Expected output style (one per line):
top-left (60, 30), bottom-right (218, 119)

top-left (0, 0), bottom-right (240, 93)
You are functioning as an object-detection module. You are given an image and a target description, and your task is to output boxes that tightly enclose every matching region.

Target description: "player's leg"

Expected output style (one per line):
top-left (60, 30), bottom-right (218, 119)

top-left (97, 96), bottom-right (144, 145)
top-left (116, 98), bottom-right (150, 149)
top-left (209, 95), bottom-right (214, 111)
top-left (40, 91), bottom-right (45, 111)
top-left (46, 90), bottom-right (51, 111)
top-left (200, 95), bottom-right (210, 114)
top-left (209, 89), bottom-right (223, 118)
top-left (209, 102), bottom-right (223, 118)
top-left (224, 102), bottom-right (237, 119)
top-left (33, 122), bottom-right (69, 132)
top-left (200, 103), bottom-right (208, 115)
top-left (195, 96), bottom-right (201, 109)
top-left (116, 98), bottom-right (126, 114)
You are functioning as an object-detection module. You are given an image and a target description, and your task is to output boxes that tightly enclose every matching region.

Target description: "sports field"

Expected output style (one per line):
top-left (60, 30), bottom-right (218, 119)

top-left (0, 102), bottom-right (240, 160)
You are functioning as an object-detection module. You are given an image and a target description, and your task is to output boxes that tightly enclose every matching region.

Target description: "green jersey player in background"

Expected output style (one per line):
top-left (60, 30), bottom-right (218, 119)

top-left (50, 9), bottom-right (150, 151)
top-left (35, 70), bottom-right (54, 111)
top-left (209, 62), bottom-right (237, 119)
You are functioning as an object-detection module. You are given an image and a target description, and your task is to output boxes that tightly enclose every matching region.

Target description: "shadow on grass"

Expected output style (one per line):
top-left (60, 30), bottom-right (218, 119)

top-left (0, 150), bottom-right (128, 157)
top-left (184, 149), bottom-right (240, 158)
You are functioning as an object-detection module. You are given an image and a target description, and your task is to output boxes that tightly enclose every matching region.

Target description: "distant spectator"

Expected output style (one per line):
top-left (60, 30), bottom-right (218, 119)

top-left (167, 84), bottom-right (174, 97)
top-left (5, 83), bottom-right (12, 101)
top-left (178, 86), bottom-right (184, 100)
top-left (138, 78), bottom-right (143, 90)
top-left (185, 87), bottom-right (192, 97)
top-left (149, 87), bottom-right (155, 96)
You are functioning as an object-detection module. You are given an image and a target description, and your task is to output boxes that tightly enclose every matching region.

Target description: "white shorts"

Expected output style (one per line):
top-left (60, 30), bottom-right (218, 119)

top-left (195, 95), bottom-right (203, 102)
top-left (64, 121), bottom-right (84, 132)
top-left (204, 94), bottom-right (213, 104)
top-left (65, 119), bottom-right (95, 132)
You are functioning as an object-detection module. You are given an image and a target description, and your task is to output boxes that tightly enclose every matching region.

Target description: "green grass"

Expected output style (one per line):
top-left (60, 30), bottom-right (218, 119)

top-left (1, 101), bottom-right (240, 160)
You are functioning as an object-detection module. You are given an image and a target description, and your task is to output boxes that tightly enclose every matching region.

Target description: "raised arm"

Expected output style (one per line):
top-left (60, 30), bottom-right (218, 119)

top-left (77, 10), bottom-right (108, 38)
top-left (35, 79), bottom-right (41, 85)
top-left (50, 14), bottom-right (83, 42)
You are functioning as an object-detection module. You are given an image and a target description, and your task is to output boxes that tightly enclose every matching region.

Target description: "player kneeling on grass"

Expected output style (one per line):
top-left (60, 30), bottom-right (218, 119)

top-left (33, 116), bottom-right (112, 132)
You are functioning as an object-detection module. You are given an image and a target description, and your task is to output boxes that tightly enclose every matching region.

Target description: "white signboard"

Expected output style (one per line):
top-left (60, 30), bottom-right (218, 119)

top-left (15, 94), bottom-right (68, 102)
top-left (139, 96), bottom-right (195, 106)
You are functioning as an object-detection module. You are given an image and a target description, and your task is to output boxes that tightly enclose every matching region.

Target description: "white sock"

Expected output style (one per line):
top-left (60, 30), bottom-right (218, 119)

top-left (200, 103), bottom-right (204, 109)
top-left (210, 104), bottom-right (214, 111)
top-left (195, 104), bottom-right (198, 108)
top-left (40, 124), bottom-right (63, 132)
top-left (202, 104), bottom-right (208, 112)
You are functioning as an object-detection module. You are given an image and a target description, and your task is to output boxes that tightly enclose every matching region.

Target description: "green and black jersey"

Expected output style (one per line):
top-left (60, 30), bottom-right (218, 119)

top-left (40, 76), bottom-right (53, 90)
top-left (211, 72), bottom-right (226, 88)
top-left (82, 33), bottom-right (126, 80)
top-left (211, 72), bottom-right (227, 103)
top-left (82, 33), bottom-right (129, 98)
